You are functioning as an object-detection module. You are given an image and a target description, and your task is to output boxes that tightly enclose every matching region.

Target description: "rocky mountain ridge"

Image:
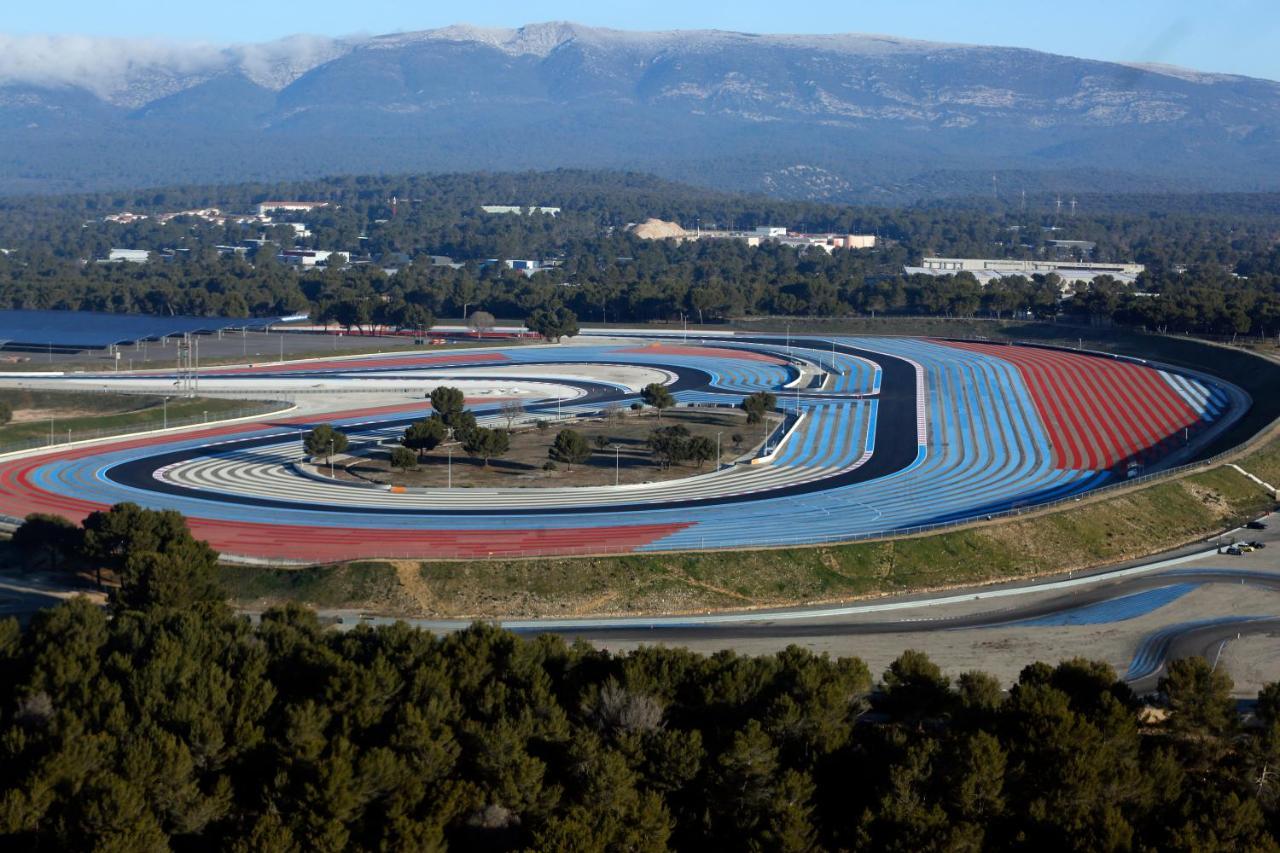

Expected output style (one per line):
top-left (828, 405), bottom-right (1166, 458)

top-left (1, 22), bottom-right (1276, 199)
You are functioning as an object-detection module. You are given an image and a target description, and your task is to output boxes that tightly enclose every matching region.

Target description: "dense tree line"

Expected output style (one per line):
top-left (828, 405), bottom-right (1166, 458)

top-left (0, 171), bottom-right (1278, 337)
top-left (4, 504), bottom-right (1280, 849)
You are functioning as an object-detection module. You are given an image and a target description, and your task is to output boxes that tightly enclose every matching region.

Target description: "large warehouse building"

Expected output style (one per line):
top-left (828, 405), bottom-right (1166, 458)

top-left (904, 257), bottom-right (1145, 286)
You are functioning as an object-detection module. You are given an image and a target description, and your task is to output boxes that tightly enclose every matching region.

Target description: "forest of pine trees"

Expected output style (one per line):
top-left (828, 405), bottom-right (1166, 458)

top-left (2, 504), bottom-right (1280, 850)
top-left (1, 171), bottom-right (1278, 339)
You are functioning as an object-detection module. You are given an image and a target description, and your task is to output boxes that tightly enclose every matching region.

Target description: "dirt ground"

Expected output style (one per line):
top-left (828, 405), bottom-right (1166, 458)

top-left (9, 407), bottom-right (127, 423)
top-left (337, 408), bottom-right (776, 488)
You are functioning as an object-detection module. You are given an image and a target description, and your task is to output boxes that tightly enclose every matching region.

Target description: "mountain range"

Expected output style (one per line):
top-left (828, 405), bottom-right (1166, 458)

top-left (2, 22), bottom-right (1278, 201)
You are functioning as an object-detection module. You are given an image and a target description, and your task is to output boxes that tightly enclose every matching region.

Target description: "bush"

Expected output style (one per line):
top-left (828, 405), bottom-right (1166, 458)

top-left (304, 424), bottom-right (349, 459)
top-left (390, 446), bottom-right (419, 471)
top-left (550, 429), bottom-right (591, 470)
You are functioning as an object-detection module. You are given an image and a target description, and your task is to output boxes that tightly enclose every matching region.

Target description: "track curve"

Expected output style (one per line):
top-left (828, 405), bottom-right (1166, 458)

top-left (0, 335), bottom-right (1247, 561)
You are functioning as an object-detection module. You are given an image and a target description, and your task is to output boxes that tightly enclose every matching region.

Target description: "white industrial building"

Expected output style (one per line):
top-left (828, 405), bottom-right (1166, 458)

top-left (256, 201), bottom-right (329, 216)
top-left (103, 248), bottom-right (150, 264)
top-left (905, 257), bottom-right (1145, 287)
top-left (481, 205), bottom-right (562, 216)
top-left (279, 249), bottom-right (345, 268)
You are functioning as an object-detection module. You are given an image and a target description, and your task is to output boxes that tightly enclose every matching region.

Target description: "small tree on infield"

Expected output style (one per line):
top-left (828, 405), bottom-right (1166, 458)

top-left (403, 417), bottom-right (447, 460)
top-left (647, 425), bottom-right (690, 469)
top-left (462, 427), bottom-right (511, 468)
top-left (641, 383), bottom-right (675, 420)
top-left (686, 435), bottom-right (716, 468)
top-left (500, 399), bottom-right (525, 429)
top-left (390, 446), bottom-right (419, 472)
top-left (429, 386), bottom-right (466, 421)
top-left (740, 391), bottom-right (777, 425)
top-left (550, 429), bottom-right (591, 471)
top-left (304, 424), bottom-right (349, 460)
top-left (468, 310), bottom-right (496, 338)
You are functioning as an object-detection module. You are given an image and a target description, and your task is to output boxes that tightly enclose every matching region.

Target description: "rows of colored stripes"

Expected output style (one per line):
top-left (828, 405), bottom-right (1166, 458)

top-left (0, 336), bottom-right (1237, 560)
top-left (944, 342), bottom-right (1209, 471)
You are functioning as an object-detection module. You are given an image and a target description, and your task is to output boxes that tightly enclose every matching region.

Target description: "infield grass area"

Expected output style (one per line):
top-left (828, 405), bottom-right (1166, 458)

top-left (338, 408), bottom-right (766, 489)
top-left (0, 390), bottom-right (255, 449)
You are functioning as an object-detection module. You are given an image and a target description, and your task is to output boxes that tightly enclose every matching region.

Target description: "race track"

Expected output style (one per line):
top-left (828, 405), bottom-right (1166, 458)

top-left (0, 334), bottom-right (1248, 561)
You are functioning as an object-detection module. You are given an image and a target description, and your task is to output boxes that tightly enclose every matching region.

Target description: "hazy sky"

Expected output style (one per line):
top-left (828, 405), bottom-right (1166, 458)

top-left (5, 0), bottom-right (1279, 81)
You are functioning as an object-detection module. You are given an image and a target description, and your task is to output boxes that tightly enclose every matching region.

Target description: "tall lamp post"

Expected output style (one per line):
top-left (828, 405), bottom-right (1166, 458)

top-left (328, 439), bottom-right (335, 479)
top-left (716, 431), bottom-right (722, 470)
top-left (611, 443), bottom-right (621, 486)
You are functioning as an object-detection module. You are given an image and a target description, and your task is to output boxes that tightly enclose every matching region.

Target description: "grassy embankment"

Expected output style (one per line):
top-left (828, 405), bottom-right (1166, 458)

top-left (0, 389), bottom-right (264, 449)
top-left (214, 322), bottom-right (1280, 618)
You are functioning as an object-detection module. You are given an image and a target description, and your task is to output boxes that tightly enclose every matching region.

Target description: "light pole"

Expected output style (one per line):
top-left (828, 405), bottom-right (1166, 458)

top-left (557, 396), bottom-right (562, 421)
top-left (716, 431), bottom-right (722, 470)
top-left (612, 443), bottom-right (621, 486)
top-left (447, 445), bottom-right (453, 489)
top-left (328, 439), bottom-right (335, 478)
top-left (162, 396), bottom-right (168, 429)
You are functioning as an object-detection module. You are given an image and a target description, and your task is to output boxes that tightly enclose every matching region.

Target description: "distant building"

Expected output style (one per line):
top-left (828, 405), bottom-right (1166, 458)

top-left (279, 249), bottom-right (345, 268)
top-left (1045, 239), bottom-right (1096, 252)
top-left (427, 255), bottom-right (466, 269)
top-left (282, 223), bottom-right (312, 238)
top-left (511, 259), bottom-right (553, 276)
top-left (156, 208), bottom-right (225, 225)
top-left (904, 257), bottom-right (1145, 292)
top-left (481, 205), bottom-right (562, 217)
top-left (103, 248), bottom-right (150, 264)
top-left (256, 201), bottom-right (329, 216)
top-left (688, 226), bottom-right (875, 253)
top-left (103, 212), bottom-right (149, 224)
top-left (780, 233), bottom-right (877, 252)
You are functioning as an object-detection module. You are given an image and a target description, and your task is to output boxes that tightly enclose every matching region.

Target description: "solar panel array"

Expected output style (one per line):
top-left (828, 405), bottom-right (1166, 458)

top-left (0, 310), bottom-right (294, 349)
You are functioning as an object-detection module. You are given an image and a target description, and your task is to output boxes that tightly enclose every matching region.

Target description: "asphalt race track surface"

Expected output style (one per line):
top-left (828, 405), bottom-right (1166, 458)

top-left (0, 335), bottom-right (1247, 562)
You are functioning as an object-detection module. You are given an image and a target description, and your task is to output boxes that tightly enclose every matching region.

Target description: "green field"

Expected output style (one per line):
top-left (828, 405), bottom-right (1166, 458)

top-left (0, 390), bottom-right (272, 449)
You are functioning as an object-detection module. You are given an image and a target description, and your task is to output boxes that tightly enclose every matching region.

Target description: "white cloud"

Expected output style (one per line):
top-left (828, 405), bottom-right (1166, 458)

top-left (0, 33), bottom-right (357, 104)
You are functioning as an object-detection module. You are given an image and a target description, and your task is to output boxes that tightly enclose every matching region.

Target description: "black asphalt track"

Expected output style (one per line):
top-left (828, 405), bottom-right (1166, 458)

top-left (103, 341), bottom-right (921, 517)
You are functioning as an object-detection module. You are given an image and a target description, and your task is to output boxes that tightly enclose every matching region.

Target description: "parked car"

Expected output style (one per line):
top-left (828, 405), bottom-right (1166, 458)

top-left (1224, 546), bottom-right (1244, 555)
top-left (1247, 541), bottom-right (1268, 549)
top-left (1246, 520), bottom-right (1269, 530)
top-left (1237, 543), bottom-right (1256, 553)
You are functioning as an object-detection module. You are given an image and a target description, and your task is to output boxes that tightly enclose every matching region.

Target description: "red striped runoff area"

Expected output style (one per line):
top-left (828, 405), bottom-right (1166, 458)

top-left (944, 341), bottom-right (1204, 470)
